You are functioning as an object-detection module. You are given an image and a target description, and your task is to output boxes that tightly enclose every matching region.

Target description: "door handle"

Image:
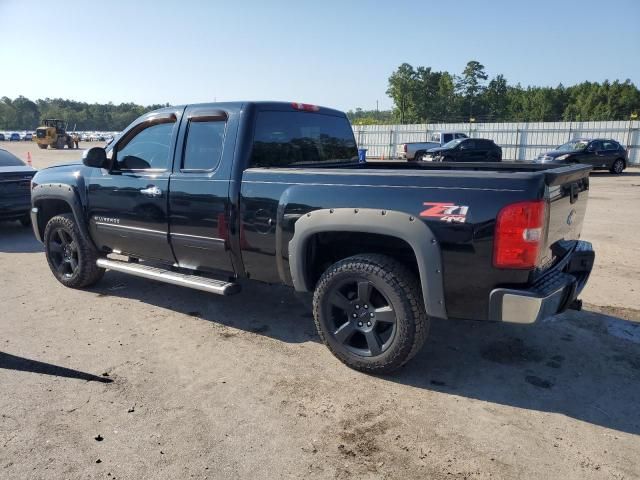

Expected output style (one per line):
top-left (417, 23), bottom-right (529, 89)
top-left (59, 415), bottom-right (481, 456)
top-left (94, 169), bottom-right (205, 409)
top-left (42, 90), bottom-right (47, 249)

top-left (140, 185), bottom-right (162, 197)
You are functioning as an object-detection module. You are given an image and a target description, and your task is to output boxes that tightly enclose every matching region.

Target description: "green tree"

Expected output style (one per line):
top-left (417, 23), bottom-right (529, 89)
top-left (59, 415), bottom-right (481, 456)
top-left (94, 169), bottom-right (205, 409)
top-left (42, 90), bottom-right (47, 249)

top-left (456, 60), bottom-right (488, 120)
top-left (386, 63), bottom-right (417, 124)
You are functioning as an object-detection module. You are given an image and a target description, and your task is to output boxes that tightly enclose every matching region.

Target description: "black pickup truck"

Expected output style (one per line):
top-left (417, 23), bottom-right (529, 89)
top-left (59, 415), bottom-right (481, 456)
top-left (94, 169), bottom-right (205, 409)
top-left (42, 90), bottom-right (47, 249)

top-left (30, 101), bottom-right (595, 373)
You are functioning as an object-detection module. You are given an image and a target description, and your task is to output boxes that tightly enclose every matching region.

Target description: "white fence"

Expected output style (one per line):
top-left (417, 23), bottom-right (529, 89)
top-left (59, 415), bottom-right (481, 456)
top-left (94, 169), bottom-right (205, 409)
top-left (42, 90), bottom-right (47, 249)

top-left (353, 120), bottom-right (640, 164)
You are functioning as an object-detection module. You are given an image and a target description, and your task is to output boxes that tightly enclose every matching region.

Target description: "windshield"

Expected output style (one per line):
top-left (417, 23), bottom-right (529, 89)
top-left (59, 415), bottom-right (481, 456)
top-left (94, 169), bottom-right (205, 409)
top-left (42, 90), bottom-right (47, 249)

top-left (441, 138), bottom-right (465, 149)
top-left (0, 149), bottom-right (26, 167)
top-left (556, 140), bottom-right (588, 152)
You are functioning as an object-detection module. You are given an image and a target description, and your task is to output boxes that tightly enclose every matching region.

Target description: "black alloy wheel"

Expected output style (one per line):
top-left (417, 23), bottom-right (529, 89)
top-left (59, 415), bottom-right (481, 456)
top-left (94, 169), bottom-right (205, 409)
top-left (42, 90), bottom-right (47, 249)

top-left (313, 254), bottom-right (429, 373)
top-left (47, 226), bottom-right (79, 279)
top-left (325, 278), bottom-right (397, 357)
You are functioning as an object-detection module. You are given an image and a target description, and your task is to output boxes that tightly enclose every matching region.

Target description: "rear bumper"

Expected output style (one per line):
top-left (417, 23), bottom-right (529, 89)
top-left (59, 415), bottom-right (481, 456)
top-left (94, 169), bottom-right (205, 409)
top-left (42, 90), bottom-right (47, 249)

top-left (489, 240), bottom-right (594, 323)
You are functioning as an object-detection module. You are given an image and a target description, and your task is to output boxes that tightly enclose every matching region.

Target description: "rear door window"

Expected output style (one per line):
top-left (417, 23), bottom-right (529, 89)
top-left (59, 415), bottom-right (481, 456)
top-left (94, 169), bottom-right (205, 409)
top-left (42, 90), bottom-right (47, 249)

top-left (250, 111), bottom-right (358, 168)
top-left (182, 120), bottom-right (226, 171)
top-left (602, 140), bottom-right (619, 151)
top-left (589, 140), bottom-right (603, 152)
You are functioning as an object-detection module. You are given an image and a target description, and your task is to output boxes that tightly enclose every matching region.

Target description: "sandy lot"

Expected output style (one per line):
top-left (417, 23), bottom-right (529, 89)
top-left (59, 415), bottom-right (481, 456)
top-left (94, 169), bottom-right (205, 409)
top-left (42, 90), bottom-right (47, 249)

top-left (1, 142), bottom-right (639, 479)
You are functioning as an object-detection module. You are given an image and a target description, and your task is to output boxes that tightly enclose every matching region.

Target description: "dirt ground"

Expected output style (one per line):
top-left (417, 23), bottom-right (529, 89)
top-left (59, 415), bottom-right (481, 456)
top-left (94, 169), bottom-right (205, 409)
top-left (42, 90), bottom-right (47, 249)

top-left (1, 142), bottom-right (639, 479)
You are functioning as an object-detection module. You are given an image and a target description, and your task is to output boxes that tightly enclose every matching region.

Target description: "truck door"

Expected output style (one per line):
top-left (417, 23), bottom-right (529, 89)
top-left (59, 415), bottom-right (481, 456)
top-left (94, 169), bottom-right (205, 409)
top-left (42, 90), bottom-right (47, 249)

top-left (168, 107), bottom-right (235, 273)
top-left (86, 110), bottom-right (181, 262)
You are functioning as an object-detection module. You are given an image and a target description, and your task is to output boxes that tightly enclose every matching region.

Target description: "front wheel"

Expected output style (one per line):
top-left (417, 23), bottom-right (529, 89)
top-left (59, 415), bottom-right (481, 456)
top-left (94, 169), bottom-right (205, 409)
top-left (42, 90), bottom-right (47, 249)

top-left (44, 213), bottom-right (105, 288)
top-left (312, 254), bottom-right (429, 373)
top-left (610, 159), bottom-right (625, 174)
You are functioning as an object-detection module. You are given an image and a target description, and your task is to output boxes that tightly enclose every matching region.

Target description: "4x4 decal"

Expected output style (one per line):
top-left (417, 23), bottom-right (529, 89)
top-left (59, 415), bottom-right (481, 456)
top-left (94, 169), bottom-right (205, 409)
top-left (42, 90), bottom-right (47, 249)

top-left (420, 202), bottom-right (469, 223)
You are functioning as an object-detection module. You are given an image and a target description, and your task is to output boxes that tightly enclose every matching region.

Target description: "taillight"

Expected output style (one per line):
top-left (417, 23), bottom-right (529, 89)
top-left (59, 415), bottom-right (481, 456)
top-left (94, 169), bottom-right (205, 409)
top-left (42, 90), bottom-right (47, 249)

top-left (493, 200), bottom-right (547, 269)
top-left (291, 102), bottom-right (320, 112)
top-left (403, 144), bottom-right (407, 153)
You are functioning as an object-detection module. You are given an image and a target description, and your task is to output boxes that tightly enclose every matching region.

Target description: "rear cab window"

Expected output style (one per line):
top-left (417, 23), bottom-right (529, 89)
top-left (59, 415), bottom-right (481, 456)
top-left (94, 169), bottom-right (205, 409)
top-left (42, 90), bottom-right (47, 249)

top-left (250, 111), bottom-right (358, 168)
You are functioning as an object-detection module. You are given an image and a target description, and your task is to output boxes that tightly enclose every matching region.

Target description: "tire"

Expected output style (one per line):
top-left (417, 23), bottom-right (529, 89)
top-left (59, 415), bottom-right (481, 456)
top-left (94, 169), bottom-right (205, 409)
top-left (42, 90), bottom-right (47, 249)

top-left (44, 213), bottom-right (105, 288)
top-left (412, 151), bottom-right (425, 162)
top-left (20, 215), bottom-right (31, 227)
top-left (312, 254), bottom-right (429, 373)
top-left (37, 143), bottom-right (48, 149)
top-left (610, 158), bottom-right (625, 174)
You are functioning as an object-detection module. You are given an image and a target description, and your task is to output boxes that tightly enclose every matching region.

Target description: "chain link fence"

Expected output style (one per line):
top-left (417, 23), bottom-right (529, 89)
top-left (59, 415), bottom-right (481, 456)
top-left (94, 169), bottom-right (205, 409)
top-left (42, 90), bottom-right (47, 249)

top-left (353, 120), bottom-right (640, 164)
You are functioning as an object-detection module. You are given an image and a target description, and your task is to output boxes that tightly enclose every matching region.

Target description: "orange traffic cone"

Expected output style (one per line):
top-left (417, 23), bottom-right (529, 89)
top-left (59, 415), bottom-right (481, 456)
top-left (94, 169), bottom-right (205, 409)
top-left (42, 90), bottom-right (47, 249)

top-left (27, 152), bottom-right (32, 167)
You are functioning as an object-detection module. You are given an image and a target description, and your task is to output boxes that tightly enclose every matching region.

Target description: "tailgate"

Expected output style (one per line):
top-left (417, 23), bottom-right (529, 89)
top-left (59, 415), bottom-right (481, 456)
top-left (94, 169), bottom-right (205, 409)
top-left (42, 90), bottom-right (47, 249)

top-left (538, 165), bottom-right (590, 270)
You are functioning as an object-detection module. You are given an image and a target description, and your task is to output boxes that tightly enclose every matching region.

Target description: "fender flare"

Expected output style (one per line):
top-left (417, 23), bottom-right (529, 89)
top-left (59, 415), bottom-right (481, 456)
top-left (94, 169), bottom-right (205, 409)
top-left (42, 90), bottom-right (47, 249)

top-left (31, 182), bottom-right (94, 247)
top-left (288, 208), bottom-right (447, 319)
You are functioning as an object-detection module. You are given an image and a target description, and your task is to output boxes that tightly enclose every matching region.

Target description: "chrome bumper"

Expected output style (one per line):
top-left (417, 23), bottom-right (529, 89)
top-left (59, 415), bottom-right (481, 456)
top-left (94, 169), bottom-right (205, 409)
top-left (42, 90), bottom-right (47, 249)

top-left (489, 241), bottom-right (595, 324)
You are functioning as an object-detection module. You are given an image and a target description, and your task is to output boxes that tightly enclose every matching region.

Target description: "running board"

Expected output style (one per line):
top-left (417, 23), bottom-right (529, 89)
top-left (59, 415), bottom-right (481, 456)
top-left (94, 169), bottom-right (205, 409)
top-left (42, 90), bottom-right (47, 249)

top-left (96, 258), bottom-right (240, 296)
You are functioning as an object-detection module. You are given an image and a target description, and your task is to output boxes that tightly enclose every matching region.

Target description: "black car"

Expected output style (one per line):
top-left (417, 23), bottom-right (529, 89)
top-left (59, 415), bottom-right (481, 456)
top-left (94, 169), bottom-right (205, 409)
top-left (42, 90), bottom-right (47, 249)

top-left (424, 138), bottom-right (502, 162)
top-left (535, 138), bottom-right (627, 174)
top-left (0, 148), bottom-right (36, 226)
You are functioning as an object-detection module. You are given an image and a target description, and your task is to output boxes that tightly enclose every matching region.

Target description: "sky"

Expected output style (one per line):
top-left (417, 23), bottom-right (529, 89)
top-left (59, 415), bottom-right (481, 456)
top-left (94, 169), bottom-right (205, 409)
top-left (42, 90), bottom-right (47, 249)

top-left (1, 0), bottom-right (639, 112)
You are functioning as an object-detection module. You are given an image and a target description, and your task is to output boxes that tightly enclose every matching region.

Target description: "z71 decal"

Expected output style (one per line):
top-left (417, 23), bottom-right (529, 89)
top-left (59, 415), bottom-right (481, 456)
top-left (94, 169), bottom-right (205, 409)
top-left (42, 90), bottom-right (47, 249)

top-left (420, 202), bottom-right (469, 223)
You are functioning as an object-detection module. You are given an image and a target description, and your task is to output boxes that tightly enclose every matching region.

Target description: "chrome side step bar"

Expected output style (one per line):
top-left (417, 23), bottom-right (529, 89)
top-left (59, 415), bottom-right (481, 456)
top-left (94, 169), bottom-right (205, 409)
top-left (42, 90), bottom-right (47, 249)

top-left (96, 258), bottom-right (240, 296)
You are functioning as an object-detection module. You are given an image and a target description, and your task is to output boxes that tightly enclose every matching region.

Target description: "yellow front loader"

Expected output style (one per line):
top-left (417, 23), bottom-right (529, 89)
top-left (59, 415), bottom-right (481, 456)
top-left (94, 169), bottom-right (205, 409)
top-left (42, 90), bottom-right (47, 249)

top-left (33, 119), bottom-right (75, 149)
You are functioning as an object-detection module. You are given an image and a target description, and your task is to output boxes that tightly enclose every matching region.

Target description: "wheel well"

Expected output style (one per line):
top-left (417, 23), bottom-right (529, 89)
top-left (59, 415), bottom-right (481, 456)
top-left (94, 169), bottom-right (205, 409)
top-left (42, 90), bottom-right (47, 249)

top-left (35, 199), bottom-right (72, 235)
top-left (304, 231), bottom-right (419, 288)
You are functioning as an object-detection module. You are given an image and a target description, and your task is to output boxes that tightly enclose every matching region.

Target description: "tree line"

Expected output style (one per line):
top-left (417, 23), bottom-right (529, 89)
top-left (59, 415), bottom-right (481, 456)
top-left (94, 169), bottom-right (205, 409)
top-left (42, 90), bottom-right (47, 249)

top-left (348, 61), bottom-right (640, 125)
top-left (0, 96), bottom-right (169, 131)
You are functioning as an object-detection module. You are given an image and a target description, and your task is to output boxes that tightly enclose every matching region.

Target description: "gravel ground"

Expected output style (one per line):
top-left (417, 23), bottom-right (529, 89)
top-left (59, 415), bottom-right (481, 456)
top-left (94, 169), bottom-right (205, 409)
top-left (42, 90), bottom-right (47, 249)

top-left (1, 142), bottom-right (639, 479)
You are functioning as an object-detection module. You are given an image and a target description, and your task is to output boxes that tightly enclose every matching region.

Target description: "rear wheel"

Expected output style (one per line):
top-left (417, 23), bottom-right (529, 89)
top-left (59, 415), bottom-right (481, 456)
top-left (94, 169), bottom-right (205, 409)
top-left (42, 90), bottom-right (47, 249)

top-left (610, 158), bottom-right (625, 174)
top-left (44, 213), bottom-right (105, 288)
top-left (313, 254), bottom-right (429, 373)
top-left (37, 143), bottom-right (48, 149)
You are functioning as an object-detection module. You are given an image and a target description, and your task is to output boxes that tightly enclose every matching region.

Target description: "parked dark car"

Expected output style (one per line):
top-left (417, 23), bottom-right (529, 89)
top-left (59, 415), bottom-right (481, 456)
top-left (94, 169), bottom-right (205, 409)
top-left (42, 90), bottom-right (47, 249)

top-left (30, 101), bottom-right (594, 373)
top-left (0, 133), bottom-right (5, 141)
top-left (535, 138), bottom-right (627, 174)
top-left (9, 133), bottom-right (20, 142)
top-left (0, 148), bottom-right (36, 226)
top-left (24, 133), bottom-right (33, 141)
top-left (424, 138), bottom-right (502, 162)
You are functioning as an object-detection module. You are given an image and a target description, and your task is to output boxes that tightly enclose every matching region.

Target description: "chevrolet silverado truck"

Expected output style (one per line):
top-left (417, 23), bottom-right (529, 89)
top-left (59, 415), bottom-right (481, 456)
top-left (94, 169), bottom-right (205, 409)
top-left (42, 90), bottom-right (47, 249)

top-left (30, 101), bottom-right (595, 373)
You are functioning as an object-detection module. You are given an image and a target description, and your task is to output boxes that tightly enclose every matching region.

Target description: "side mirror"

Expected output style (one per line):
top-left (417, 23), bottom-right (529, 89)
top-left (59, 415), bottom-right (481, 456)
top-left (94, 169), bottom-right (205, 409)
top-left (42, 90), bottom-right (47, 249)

top-left (83, 147), bottom-right (108, 168)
